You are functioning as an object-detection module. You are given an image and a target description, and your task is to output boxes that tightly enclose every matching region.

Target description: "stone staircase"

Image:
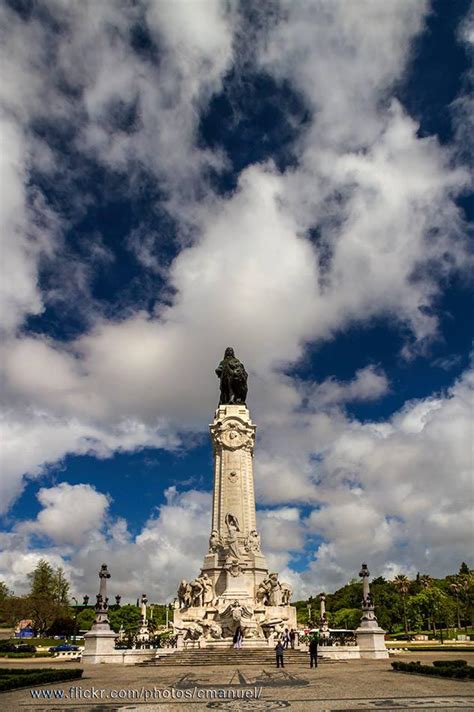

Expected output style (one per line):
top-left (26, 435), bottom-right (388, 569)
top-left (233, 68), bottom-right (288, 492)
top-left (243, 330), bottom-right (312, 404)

top-left (138, 648), bottom-right (314, 667)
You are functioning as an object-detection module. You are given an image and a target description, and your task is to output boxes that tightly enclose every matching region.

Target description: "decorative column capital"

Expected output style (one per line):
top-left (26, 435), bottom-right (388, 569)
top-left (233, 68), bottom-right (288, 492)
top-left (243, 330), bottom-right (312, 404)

top-left (359, 563), bottom-right (370, 579)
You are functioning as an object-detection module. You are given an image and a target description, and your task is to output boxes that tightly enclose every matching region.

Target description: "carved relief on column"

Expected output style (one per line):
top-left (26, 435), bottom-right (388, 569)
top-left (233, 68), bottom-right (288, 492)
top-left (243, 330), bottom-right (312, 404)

top-left (210, 416), bottom-right (256, 454)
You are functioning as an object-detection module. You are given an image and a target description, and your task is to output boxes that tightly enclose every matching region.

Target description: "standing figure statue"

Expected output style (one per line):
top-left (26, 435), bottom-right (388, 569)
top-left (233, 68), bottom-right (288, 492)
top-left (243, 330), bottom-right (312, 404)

top-left (177, 580), bottom-right (192, 609)
top-left (225, 513), bottom-right (242, 562)
top-left (216, 347), bottom-right (248, 405)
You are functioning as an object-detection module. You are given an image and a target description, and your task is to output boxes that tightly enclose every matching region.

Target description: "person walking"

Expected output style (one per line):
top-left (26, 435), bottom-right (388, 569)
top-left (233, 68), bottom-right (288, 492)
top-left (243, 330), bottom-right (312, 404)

top-left (309, 635), bottom-right (318, 668)
top-left (289, 629), bottom-right (296, 649)
top-left (233, 626), bottom-right (243, 649)
top-left (283, 628), bottom-right (290, 649)
top-left (275, 640), bottom-right (285, 668)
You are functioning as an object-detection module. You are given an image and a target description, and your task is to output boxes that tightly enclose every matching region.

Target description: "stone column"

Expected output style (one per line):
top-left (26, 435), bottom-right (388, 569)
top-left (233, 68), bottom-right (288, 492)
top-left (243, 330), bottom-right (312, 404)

top-left (83, 564), bottom-right (117, 663)
top-left (319, 592), bottom-right (330, 639)
top-left (355, 563), bottom-right (389, 659)
top-left (137, 594), bottom-right (150, 645)
top-left (202, 405), bottom-right (268, 600)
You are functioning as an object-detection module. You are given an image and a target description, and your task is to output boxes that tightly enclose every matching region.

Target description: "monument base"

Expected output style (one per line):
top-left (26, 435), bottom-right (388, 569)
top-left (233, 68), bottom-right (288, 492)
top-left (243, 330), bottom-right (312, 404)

top-left (82, 629), bottom-right (117, 664)
top-left (173, 602), bottom-right (297, 647)
top-left (355, 626), bottom-right (389, 659)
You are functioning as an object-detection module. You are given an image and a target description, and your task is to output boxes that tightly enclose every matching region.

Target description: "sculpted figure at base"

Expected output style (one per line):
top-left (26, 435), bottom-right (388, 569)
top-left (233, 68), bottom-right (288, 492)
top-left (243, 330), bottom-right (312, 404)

top-left (190, 578), bottom-right (204, 607)
top-left (209, 529), bottom-right (222, 553)
top-left (256, 573), bottom-right (283, 606)
top-left (204, 621), bottom-right (223, 640)
top-left (245, 529), bottom-right (261, 553)
top-left (216, 347), bottom-right (248, 405)
top-left (200, 573), bottom-right (214, 606)
top-left (280, 582), bottom-right (292, 605)
top-left (177, 580), bottom-right (192, 609)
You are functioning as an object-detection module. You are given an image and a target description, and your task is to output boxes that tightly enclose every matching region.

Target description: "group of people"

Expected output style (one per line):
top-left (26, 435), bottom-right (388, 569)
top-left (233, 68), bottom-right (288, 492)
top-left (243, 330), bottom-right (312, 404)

top-left (232, 625), bottom-right (318, 669)
top-left (275, 632), bottom-right (319, 669)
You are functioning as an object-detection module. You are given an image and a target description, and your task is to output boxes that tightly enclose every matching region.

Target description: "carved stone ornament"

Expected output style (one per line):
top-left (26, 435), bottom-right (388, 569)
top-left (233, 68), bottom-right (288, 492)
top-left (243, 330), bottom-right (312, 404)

top-left (211, 419), bottom-right (255, 451)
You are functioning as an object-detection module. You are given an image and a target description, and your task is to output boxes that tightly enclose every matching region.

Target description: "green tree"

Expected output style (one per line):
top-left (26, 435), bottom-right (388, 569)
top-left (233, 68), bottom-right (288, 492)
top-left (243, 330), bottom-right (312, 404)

top-left (459, 562), bottom-right (470, 575)
top-left (28, 560), bottom-right (55, 597)
top-left (392, 575), bottom-right (410, 634)
top-left (52, 567), bottom-right (70, 606)
top-left (449, 578), bottom-right (463, 628)
top-left (76, 607), bottom-right (96, 632)
top-left (109, 604), bottom-right (141, 634)
top-left (408, 588), bottom-right (448, 634)
top-left (332, 608), bottom-right (360, 630)
top-left (25, 560), bottom-right (71, 635)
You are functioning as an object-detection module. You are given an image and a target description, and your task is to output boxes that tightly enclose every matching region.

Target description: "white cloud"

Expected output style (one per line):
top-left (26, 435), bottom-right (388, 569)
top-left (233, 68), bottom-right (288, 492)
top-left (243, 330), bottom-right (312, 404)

top-left (307, 366), bottom-right (389, 407)
top-left (20, 483), bottom-right (110, 546)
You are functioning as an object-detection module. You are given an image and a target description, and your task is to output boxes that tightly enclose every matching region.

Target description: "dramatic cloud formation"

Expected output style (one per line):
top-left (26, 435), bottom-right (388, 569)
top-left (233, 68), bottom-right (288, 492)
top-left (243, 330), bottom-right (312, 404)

top-left (0, 0), bottom-right (472, 596)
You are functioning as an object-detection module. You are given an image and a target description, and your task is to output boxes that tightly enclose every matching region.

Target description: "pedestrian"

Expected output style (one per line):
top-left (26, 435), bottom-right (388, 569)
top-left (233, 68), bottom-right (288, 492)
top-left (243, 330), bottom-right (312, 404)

top-left (283, 627), bottom-right (290, 648)
top-left (233, 626), bottom-right (243, 649)
top-left (309, 635), bottom-right (318, 668)
top-left (289, 628), bottom-right (296, 649)
top-left (275, 640), bottom-right (284, 668)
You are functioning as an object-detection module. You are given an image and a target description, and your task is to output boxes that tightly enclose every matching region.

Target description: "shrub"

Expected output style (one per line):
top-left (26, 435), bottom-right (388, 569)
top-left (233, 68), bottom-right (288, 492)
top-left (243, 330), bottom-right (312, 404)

top-left (0, 668), bottom-right (83, 692)
top-left (391, 660), bottom-right (473, 679)
top-left (433, 659), bottom-right (467, 668)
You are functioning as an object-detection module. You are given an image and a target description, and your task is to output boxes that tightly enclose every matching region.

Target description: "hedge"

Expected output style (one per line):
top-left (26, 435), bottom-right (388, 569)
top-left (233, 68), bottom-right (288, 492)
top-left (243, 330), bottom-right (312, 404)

top-left (392, 660), bottom-right (474, 679)
top-left (432, 659), bottom-right (468, 668)
top-left (0, 652), bottom-right (52, 658)
top-left (0, 668), bottom-right (83, 692)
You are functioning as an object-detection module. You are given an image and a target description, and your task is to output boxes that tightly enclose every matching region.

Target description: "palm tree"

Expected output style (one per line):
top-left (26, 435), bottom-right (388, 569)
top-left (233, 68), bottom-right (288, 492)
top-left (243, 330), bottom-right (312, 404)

top-left (392, 575), bottom-right (410, 635)
top-left (419, 574), bottom-right (432, 590)
top-left (449, 580), bottom-right (462, 629)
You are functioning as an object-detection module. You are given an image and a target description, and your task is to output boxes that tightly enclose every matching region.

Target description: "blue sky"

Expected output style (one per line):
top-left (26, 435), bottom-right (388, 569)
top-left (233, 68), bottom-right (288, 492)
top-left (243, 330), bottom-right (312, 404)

top-left (0, 0), bottom-right (472, 602)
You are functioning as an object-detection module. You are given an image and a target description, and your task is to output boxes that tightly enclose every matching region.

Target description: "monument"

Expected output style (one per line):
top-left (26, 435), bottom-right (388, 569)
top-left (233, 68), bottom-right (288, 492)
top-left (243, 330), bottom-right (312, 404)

top-left (82, 564), bottom-right (117, 663)
top-left (355, 563), bottom-right (389, 658)
top-left (173, 348), bottom-right (296, 647)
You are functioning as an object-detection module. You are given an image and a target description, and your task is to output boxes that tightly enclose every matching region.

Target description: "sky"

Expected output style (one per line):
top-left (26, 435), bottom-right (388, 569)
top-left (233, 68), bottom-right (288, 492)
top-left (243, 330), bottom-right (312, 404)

top-left (0, 0), bottom-right (472, 604)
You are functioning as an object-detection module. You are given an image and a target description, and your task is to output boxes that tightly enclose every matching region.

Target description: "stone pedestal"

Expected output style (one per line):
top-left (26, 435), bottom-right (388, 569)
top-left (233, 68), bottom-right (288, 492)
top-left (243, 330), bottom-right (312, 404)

top-left (82, 629), bottom-right (117, 664)
top-left (355, 626), bottom-right (389, 658)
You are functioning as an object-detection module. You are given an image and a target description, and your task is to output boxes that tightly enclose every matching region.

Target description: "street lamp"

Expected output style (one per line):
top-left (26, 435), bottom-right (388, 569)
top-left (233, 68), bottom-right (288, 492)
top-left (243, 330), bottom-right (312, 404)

top-left (71, 597), bottom-right (79, 642)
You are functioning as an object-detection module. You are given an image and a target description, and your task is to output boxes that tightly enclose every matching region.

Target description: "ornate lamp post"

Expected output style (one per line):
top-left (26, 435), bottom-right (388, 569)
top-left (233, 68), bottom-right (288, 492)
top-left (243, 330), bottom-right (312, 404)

top-left (355, 562), bottom-right (388, 659)
top-left (71, 596), bottom-right (79, 642)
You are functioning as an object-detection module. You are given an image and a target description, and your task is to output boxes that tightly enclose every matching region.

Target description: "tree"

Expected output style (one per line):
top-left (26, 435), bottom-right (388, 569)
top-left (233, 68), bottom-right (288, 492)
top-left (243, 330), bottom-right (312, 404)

top-left (109, 605), bottom-right (142, 634)
top-left (25, 560), bottom-right (71, 635)
top-left (0, 596), bottom-right (30, 629)
top-left (0, 581), bottom-right (11, 602)
top-left (459, 562), bottom-right (470, 575)
top-left (76, 608), bottom-right (96, 632)
top-left (392, 575), bottom-right (410, 634)
top-left (332, 608), bottom-right (360, 630)
top-left (408, 588), bottom-right (449, 635)
top-left (48, 616), bottom-right (76, 637)
top-left (52, 568), bottom-right (70, 606)
top-left (449, 578), bottom-right (463, 628)
top-left (28, 560), bottom-right (55, 598)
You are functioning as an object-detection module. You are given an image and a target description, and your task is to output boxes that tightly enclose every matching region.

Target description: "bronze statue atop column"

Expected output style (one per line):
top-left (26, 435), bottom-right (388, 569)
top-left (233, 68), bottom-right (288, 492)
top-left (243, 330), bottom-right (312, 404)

top-left (215, 347), bottom-right (248, 405)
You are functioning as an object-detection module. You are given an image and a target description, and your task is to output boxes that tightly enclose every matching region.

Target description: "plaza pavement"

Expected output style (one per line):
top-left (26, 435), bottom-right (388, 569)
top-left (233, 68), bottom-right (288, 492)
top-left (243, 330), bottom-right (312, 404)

top-left (1, 651), bottom-right (473, 711)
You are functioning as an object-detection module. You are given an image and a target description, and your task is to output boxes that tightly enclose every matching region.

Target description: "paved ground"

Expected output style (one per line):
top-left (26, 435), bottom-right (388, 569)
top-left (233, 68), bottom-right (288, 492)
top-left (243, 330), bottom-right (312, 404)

top-left (1, 652), bottom-right (473, 711)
